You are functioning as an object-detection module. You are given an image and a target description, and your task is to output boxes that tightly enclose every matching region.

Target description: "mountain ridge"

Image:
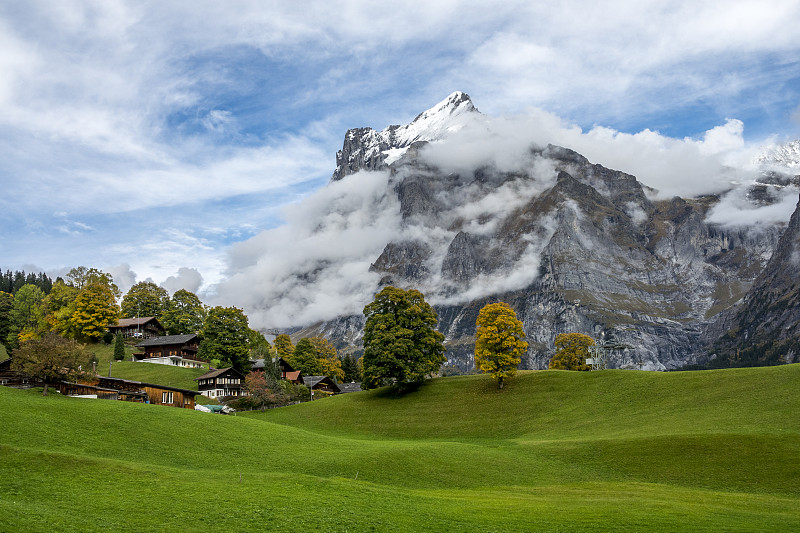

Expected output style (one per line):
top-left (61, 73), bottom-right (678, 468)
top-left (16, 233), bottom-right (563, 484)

top-left (280, 93), bottom-right (800, 370)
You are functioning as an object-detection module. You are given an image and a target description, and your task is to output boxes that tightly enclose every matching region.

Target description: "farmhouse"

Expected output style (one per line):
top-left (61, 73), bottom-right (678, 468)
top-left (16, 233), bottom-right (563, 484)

top-left (303, 375), bottom-right (341, 395)
top-left (93, 376), bottom-right (200, 408)
top-left (0, 357), bottom-right (41, 388)
top-left (195, 367), bottom-right (245, 399)
top-left (107, 317), bottom-right (165, 339)
top-left (133, 334), bottom-right (206, 368)
top-left (251, 357), bottom-right (305, 384)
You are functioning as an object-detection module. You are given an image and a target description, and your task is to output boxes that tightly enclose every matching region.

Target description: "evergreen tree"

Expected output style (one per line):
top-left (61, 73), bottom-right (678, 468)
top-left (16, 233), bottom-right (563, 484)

top-left (340, 354), bottom-right (362, 383)
top-left (113, 332), bottom-right (125, 360)
top-left (0, 291), bottom-right (13, 352)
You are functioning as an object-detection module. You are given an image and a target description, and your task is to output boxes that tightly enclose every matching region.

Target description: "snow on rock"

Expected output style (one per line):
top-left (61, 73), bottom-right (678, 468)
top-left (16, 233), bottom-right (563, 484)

top-left (332, 91), bottom-right (480, 181)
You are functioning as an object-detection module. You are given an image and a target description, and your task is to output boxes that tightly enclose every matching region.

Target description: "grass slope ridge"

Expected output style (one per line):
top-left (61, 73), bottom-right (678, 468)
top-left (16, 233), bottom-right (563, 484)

top-left (1, 365), bottom-right (799, 532)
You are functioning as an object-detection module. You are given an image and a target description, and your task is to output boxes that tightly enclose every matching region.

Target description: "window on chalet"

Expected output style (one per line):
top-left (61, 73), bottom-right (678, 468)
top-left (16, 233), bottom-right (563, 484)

top-left (162, 391), bottom-right (173, 404)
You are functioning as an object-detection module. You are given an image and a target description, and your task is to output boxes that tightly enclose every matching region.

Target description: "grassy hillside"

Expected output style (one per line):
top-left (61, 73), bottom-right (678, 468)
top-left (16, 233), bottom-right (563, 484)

top-left (1, 366), bottom-right (798, 532)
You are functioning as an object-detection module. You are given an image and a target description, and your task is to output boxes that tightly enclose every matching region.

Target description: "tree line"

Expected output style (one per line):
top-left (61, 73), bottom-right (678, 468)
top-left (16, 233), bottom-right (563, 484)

top-left (3, 263), bottom-right (597, 398)
top-left (0, 269), bottom-right (53, 295)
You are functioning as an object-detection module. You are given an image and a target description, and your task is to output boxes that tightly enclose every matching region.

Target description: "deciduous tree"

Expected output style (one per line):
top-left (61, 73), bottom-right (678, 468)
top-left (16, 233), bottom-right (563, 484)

top-left (67, 282), bottom-right (119, 342)
top-left (474, 302), bottom-right (527, 389)
top-left (11, 334), bottom-right (87, 395)
top-left (288, 338), bottom-right (324, 376)
top-left (121, 281), bottom-right (169, 320)
top-left (361, 286), bottom-right (445, 390)
top-left (274, 334), bottom-right (294, 360)
top-left (309, 336), bottom-right (344, 382)
top-left (43, 280), bottom-right (78, 335)
top-left (7, 284), bottom-right (47, 347)
top-left (162, 289), bottom-right (205, 335)
top-left (198, 306), bottom-right (251, 373)
top-left (549, 333), bottom-right (594, 371)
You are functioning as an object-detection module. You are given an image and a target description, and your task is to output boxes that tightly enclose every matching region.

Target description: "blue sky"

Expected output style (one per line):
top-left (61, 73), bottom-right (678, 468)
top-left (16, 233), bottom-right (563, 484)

top-left (1, 0), bottom-right (799, 299)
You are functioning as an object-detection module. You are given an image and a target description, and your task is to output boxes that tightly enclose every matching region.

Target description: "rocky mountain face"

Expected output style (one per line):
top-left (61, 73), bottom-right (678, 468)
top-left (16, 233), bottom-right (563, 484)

top-left (705, 195), bottom-right (800, 366)
top-left (294, 93), bottom-right (799, 371)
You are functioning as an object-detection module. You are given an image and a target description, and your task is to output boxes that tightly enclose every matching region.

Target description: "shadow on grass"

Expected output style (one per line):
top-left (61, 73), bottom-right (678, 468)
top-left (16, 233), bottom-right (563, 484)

top-left (373, 381), bottom-right (425, 399)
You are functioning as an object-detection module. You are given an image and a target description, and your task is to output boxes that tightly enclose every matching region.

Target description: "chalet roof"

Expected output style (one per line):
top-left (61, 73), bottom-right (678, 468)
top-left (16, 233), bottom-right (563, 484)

top-left (97, 376), bottom-right (200, 396)
top-left (338, 382), bottom-right (362, 393)
top-left (303, 375), bottom-right (341, 392)
top-left (284, 370), bottom-right (303, 382)
top-left (195, 367), bottom-right (244, 381)
top-left (251, 357), bottom-right (294, 372)
top-left (109, 317), bottom-right (162, 328)
top-left (136, 334), bottom-right (198, 348)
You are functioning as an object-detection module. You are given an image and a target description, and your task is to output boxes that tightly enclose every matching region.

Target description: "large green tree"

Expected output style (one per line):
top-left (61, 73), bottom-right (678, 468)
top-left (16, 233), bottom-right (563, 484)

top-left (361, 286), bottom-right (445, 390)
top-left (11, 334), bottom-right (86, 396)
top-left (120, 281), bottom-right (169, 319)
top-left (7, 284), bottom-right (47, 347)
top-left (549, 333), bottom-right (594, 371)
top-left (340, 354), bottom-right (362, 383)
top-left (288, 338), bottom-right (325, 376)
top-left (474, 302), bottom-right (528, 389)
top-left (0, 291), bottom-right (13, 351)
top-left (161, 289), bottom-right (205, 335)
top-left (198, 306), bottom-right (251, 373)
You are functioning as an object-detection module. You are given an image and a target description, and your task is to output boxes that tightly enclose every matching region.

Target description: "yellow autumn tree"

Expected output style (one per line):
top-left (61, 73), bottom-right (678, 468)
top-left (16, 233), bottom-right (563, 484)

top-left (549, 333), bottom-right (594, 371)
top-left (309, 336), bottom-right (345, 383)
top-left (474, 302), bottom-right (527, 389)
top-left (67, 282), bottom-right (119, 342)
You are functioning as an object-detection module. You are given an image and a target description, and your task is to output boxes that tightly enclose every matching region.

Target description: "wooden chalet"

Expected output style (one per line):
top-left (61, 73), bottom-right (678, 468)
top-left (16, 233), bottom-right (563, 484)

top-left (93, 376), bottom-right (200, 408)
top-left (195, 367), bottom-right (245, 399)
top-left (251, 357), bottom-right (305, 384)
top-left (133, 334), bottom-right (205, 368)
top-left (107, 317), bottom-right (165, 339)
top-left (0, 357), bottom-right (42, 388)
top-left (303, 375), bottom-right (341, 396)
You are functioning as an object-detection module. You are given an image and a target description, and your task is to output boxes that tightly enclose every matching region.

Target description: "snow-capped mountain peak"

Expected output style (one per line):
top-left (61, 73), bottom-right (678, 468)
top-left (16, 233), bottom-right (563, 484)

top-left (332, 92), bottom-right (480, 181)
top-left (755, 140), bottom-right (800, 169)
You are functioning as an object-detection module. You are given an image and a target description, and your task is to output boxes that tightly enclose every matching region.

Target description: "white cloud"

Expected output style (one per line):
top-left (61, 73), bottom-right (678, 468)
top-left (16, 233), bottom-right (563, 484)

top-left (160, 267), bottom-right (204, 295)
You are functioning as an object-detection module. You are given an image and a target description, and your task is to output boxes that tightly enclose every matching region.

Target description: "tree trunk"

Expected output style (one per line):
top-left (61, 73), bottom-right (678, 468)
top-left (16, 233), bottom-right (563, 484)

top-left (42, 382), bottom-right (49, 396)
top-left (498, 377), bottom-right (504, 389)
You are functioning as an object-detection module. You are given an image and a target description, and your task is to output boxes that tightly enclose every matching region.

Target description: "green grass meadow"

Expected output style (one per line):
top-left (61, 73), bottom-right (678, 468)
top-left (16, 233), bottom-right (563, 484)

top-left (1, 365), bottom-right (798, 531)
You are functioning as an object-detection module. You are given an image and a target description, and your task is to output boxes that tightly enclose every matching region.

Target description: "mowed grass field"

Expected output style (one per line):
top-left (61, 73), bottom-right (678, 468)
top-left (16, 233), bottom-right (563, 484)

top-left (1, 365), bottom-right (798, 532)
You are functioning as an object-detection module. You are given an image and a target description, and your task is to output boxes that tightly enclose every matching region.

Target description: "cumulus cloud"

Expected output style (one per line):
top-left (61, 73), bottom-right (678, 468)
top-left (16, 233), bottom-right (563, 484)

top-left (706, 187), bottom-right (800, 227)
top-left (106, 263), bottom-right (138, 295)
top-left (213, 170), bottom-right (400, 328)
top-left (161, 267), bottom-right (204, 295)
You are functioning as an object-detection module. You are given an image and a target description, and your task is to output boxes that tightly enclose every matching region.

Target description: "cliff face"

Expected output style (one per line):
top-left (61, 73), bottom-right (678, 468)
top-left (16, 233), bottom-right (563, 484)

top-left (291, 93), bottom-right (797, 371)
top-left (706, 194), bottom-right (800, 366)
